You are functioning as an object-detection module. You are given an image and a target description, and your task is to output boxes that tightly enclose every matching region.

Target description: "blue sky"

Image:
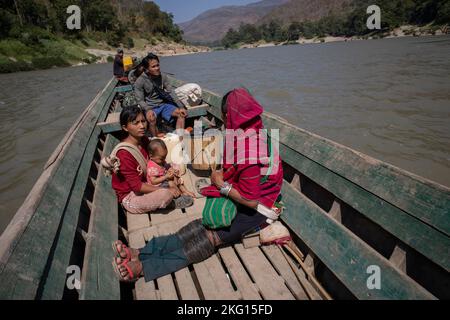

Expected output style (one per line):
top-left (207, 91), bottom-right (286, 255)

top-left (152, 0), bottom-right (259, 24)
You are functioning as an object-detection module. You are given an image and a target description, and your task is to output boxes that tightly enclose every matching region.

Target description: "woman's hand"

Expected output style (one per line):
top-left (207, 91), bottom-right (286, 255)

top-left (211, 169), bottom-right (224, 189)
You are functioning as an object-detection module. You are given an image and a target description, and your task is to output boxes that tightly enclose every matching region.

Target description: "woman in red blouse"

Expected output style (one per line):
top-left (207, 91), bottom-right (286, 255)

top-left (111, 106), bottom-right (181, 214)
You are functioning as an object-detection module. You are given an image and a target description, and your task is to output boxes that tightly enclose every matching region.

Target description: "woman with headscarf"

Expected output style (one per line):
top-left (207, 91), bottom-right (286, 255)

top-left (112, 88), bottom-right (284, 283)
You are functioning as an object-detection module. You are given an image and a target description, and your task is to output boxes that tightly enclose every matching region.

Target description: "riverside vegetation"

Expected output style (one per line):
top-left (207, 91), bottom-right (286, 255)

top-left (0, 0), bottom-right (190, 73)
top-left (221, 0), bottom-right (450, 48)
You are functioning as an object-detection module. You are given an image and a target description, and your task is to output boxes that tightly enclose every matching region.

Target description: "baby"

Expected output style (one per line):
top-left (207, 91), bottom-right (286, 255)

top-left (147, 139), bottom-right (195, 198)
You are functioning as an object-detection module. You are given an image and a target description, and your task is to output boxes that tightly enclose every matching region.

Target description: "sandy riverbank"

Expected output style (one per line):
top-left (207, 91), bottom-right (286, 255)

top-left (237, 25), bottom-right (449, 49)
top-left (81, 41), bottom-right (210, 66)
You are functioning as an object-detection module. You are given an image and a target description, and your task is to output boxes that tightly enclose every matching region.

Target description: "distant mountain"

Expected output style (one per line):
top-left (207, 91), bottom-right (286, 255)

top-left (258, 0), bottom-right (353, 26)
top-left (178, 0), bottom-right (290, 44)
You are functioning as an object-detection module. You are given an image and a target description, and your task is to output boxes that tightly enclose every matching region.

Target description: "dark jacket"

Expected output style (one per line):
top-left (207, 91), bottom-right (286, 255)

top-left (113, 55), bottom-right (124, 77)
top-left (134, 72), bottom-right (183, 110)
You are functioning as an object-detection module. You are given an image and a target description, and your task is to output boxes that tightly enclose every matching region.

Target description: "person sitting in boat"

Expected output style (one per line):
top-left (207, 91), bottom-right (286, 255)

top-left (112, 88), bottom-right (286, 283)
top-left (101, 106), bottom-right (192, 216)
top-left (128, 63), bottom-right (145, 85)
top-left (113, 48), bottom-right (129, 84)
top-left (146, 138), bottom-right (195, 199)
top-left (134, 53), bottom-right (187, 137)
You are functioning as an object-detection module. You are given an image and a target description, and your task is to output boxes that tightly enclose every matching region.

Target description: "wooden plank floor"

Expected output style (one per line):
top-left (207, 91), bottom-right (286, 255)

top-left (126, 168), bottom-right (317, 300)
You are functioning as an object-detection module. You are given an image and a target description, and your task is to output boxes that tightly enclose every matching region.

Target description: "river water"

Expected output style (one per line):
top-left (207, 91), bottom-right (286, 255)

top-left (0, 35), bottom-right (449, 234)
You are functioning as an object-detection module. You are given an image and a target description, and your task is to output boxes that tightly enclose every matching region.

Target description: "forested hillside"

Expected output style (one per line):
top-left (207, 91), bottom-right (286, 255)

top-left (222, 0), bottom-right (450, 48)
top-left (0, 0), bottom-right (184, 72)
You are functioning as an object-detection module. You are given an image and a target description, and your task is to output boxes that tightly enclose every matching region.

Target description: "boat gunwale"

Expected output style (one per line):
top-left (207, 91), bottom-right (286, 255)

top-left (0, 78), bottom-right (117, 285)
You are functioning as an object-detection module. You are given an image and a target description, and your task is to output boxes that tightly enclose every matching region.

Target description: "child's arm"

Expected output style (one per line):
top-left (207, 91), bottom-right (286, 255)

top-left (149, 170), bottom-right (174, 185)
top-left (149, 175), bottom-right (167, 185)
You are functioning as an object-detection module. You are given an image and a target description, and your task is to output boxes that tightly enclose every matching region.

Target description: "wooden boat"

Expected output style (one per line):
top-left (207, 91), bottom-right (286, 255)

top-left (0, 77), bottom-right (448, 300)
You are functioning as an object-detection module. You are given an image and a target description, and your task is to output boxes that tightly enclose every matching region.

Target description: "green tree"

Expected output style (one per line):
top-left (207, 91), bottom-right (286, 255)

top-left (435, 0), bottom-right (450, 24)
top-left (222, 28), bottom-right (240, 48)
top-left (85, 0), bottom-right (117, 32)
top-left (264, 20), bottom-right (284, 42)
top-left (50, 0), bottom-right (81, 33)
top-left (287, 22), bottom-right (302, 41)
top-left (238, 24), bottom-right (262, 43)
top-left (142, 1), bottom-right (183, 42)
top-left (0, 9), bottom-right (15, 39)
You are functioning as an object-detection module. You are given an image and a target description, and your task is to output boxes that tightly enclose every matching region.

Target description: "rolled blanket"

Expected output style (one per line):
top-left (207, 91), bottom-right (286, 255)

top-left (100, 142), bottom-right (148, 177)
top-left (101, 154), bottom-right (121, 177)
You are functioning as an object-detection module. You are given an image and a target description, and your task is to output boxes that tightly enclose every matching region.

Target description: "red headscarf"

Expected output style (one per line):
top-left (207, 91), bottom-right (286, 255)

top-left (201, 88), bottom-right (283, 208)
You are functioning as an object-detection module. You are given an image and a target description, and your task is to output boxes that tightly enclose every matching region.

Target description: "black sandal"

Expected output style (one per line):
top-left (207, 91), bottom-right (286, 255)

top-left (172, 195), bottom-right (194, 209)
top-left (195, 178), bottom-right (210, 194)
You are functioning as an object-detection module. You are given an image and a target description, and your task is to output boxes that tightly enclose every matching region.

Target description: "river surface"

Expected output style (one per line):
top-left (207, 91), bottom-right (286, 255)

top-left (0, 35), bottom-right (449, 234)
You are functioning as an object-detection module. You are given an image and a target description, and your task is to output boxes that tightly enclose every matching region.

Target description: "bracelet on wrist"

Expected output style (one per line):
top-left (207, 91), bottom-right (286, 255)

top-left (220, 182), bottom-right (232, 197)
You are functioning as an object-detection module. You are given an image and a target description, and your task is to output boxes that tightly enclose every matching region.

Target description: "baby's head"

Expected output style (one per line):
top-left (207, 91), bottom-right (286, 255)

top-left (149, 139), bottom-right (168, 165)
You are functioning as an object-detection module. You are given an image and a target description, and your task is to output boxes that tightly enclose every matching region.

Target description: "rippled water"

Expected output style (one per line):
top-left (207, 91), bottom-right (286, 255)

top-left (0, 35), bottom-right (449, 234)
top-left (0, 64), bottom-right (112, 233)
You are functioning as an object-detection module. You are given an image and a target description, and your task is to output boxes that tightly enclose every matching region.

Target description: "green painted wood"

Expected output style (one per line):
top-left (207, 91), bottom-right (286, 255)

top-left (186, 105), bottom-right (208, 118)
top-left (280, 181), bottom-right (436, 300)
top-left (98, 122), bottom-right (121, 134)
top-left (98, 103), bottom-right (207, 133)
top-left (98, 92), bottom-right (118, 123)
top-left (79, 134), bottom-right (120, 300)
top-left (263, 113), bottom-right (450, 237)
top-left (39, 127), bottom-right (103, 299)
top-left (199, 89), bottom-right (222, 120)
top-left (115, 85), bottom-right (133, 93)
top-left (0, 79), bottom-right (117, 299)
top-left (277, 142), bottom-right (450, 272)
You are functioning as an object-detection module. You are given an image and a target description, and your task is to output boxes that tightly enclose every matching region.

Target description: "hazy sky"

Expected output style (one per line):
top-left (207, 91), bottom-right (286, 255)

top-left (152, 0), bottom-right (259, 24)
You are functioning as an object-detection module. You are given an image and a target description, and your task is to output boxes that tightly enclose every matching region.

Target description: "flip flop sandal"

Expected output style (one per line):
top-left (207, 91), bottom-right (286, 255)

top-left (195, 178), bottom-right (210, 194)
top-left (112, 258), bottom-right (138, 283)
top-left (173, 195), bottom-right (194, 209)
top-left (260, 221), bottom-right (292, 245)
top-left (112, 240), bottom-right (132, 260)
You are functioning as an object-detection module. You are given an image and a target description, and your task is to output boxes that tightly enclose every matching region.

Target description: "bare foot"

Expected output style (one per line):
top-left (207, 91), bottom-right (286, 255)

top-left (114, 257), bottom-right (143, 282)
top-left (183, 190), bottom-right (196, 198)
top-left (179, 185), bottom-right (196, 198)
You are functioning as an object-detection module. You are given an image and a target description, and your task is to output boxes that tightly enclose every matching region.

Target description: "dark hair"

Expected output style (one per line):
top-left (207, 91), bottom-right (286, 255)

top-left (221, 91), bottom-right (232, 114)
top-left (147, 52), bottom-right (159, 62)
top-left (141, 53), bottom-right (159, 69)
top-left (134, 64), bottom-right (145, 79)
top-left (148, 139), bottom-right (167, 155)
top-left (120, 105), bottom-right (145, 127)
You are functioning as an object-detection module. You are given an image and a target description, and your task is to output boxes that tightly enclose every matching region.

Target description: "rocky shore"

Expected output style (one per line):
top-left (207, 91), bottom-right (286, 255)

top-left (83, 40), bottom-right (210, 65)
top-left (237, 25), bottom-right (449, 49)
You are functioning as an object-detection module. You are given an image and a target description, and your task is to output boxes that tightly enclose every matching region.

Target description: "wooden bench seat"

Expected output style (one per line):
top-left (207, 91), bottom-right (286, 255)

top-left (97, 104), bottom-right (210, 134)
